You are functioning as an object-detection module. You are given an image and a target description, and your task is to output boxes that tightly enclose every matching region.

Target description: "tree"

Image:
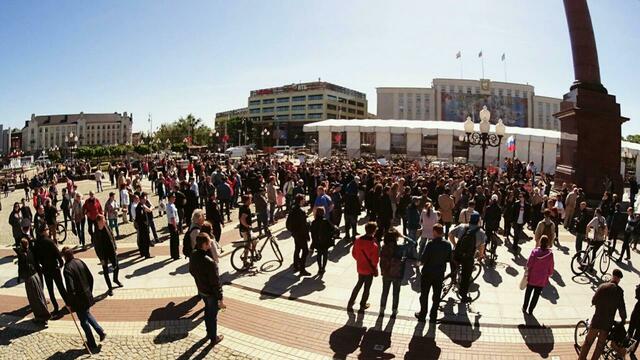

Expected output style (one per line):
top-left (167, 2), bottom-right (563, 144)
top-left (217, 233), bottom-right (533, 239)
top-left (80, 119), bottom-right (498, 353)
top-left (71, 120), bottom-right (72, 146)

top-left (155, 114), bottom-right (213, 146)
top-left (626, 135), bottom-right (640, 144)
top-left (134, 144), bottom-right (151, 155)
top-left (215, 116), bottom-right (255, 146)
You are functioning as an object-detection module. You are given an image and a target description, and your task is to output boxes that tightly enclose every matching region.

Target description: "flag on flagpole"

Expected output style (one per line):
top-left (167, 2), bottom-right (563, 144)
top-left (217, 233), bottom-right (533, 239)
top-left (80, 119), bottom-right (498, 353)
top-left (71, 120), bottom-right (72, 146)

top-left (456, 51), bottom-right (461, 59)
top-left (501, 53), bottom-right (506, 61)
top-left (506, 135), bottom-right (516, 152)
top-left (478, 50), bottom-right (483, 58)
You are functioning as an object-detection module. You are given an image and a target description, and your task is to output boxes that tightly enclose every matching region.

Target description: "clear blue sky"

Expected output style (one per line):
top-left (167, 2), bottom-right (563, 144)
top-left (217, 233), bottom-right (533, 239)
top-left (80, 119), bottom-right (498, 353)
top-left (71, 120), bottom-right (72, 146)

top-left (1, 0), bottom-right (639, 135)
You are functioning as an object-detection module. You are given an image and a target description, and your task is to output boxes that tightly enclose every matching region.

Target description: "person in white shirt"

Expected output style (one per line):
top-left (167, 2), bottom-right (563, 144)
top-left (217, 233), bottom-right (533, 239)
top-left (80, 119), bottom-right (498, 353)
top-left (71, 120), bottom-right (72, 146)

top-left (130, 194), bottom-right (139, 226)
top-left (166, 194), bottom-right (180, 260)
top-left (94, 169), bottom-right (104, 193)
top-left (119, 186), bottom-right (130, 223)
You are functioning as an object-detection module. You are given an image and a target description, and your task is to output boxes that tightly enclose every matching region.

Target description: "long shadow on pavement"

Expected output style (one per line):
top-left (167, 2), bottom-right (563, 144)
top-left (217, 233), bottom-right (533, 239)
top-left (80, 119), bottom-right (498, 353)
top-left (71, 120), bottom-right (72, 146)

top-left (329, 311), bottom-right (366, 360)
top-left (142, 296), bottom-right (204, 344)
top-left (405, 321), bottom-right (441, 360)
top-left (175, 337), bottom-right (213, 360)
top-left (125, 258), bottom-right (173, 279)
top-left (438, 301), bottom-right (481, 348)
top-left (517, 314), bottom-right (554, 358)
top-left (359, 312), bottom-right (396, 359)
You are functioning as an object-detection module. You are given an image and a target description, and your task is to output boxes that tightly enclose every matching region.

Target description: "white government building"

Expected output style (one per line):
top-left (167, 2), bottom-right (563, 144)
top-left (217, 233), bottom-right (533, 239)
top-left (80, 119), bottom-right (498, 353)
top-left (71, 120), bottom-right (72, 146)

top-left (302, 118), bottom-right (640, 180)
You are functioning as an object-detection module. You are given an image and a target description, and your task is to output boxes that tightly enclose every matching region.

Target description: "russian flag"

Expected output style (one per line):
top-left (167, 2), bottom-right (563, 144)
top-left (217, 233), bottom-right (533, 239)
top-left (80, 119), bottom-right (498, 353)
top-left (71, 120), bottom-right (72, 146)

top-left (507, 135), bottom-right (516, 152)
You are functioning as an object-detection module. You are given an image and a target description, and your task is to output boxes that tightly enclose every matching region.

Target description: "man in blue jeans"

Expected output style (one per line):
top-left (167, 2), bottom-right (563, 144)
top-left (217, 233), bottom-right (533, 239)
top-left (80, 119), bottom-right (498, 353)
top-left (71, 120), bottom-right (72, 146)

top-left (61, 247), bottom-right (106, 353)
top-left (189, 234), bottom-right (225, 345)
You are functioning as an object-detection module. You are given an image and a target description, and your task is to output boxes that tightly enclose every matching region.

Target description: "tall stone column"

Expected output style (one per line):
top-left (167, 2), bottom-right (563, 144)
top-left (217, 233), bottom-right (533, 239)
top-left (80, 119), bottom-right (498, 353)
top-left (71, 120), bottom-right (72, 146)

top-left (555, 0), bottom-right (628, 199)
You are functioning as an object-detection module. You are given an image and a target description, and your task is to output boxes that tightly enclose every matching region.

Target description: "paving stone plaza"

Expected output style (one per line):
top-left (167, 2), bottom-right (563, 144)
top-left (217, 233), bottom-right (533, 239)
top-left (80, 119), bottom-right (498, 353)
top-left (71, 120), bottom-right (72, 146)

top-left (1, 179), bottom-right (638, 359)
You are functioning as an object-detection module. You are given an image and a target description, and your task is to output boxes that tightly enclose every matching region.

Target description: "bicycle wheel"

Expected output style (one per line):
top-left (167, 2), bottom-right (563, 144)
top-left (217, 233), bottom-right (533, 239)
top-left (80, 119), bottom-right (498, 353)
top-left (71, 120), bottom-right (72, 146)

top-left (270, 237), bottom-right (283, 263)
top-left (571, 251), bottom-right (589, 276)
top-left (57, 223), bottom-right (67, 244)
top-left (471, 262), bottom-right (482, 281)
top-left (603, 347), bottom-right (621, 360)
top-left (599, 249), bottom-right (611, 275)
top-left (574, 320), bottom-right (588, 347)
top-left (230, 246), bottom-right (252, 272)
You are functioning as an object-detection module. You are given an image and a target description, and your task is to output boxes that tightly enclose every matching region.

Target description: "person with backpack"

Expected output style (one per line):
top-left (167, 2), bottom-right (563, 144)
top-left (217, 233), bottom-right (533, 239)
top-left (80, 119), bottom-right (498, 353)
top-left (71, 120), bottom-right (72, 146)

top-left (534, 209), bottom-right (556, 248)
top-left (379, 229), bottom-right (406, 316)
top-left (310, 207), bottom-right (337, 275)
top-left (347, 222), bottom-right (379, 312)
top-left (286, 194), bottom-right (311, 276)
top-left (449, 212), bottom-right (486, 302)
top-left (415, 223), bottom-right (451, 323)
top-left (586, 208), bottom-right (608, 271)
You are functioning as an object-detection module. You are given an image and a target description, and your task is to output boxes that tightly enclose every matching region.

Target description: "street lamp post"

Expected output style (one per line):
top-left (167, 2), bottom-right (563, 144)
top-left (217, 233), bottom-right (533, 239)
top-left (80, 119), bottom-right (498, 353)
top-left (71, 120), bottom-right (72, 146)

top-left (65, 132), bottom-right (78, 160)
top-left (461, 105), bottom-right (506, 178)
top-left (261, 128), bottom-right (270, 149)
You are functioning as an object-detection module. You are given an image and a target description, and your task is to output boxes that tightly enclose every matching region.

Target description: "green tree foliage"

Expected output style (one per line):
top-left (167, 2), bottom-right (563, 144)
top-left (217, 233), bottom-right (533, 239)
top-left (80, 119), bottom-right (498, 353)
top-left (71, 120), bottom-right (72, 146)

top-left (214, 116), bottom-right (255, 146)
top-left (134, 144), bottom-right (151, 155)
top-left (626, 135), bottom-right (640, 144)
top-left (155, 114), bottom-right (213, 146)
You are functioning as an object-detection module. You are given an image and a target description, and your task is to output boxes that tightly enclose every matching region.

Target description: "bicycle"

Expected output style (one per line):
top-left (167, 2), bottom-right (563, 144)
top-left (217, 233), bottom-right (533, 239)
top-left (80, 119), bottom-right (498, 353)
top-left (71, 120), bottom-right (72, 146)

top-left (230, 234), bottom-right (283, 272)
top-left (571, 238), bottom-right (611, 276)
top-left (485, 230), bottom-right (500, 265)
top-left (56, 221), bottom-right (67, 244)
top-left (440, 255), bottom-right (482, 302)
top-left (574, 319), bottom-right (638, 359)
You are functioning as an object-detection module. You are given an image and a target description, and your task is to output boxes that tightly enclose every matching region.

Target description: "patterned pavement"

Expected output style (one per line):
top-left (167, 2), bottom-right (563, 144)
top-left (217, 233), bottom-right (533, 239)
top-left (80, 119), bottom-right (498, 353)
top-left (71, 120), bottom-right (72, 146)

top-left (0, 179), bottom-right (637, 359)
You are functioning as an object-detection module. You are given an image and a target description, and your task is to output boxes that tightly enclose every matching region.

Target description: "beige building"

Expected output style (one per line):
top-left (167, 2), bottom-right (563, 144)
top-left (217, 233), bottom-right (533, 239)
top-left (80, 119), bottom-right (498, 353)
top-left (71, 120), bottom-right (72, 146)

top-left (22, 112), bottom-right (133, 152)
top-left (248, 81), bottom-right (367, 145)
top-left (214, 107), bottom-right (249, 127)
top-left (377, 87), bottom-right (435, 120)
top-left (377, 78), bottom-right (562, 131)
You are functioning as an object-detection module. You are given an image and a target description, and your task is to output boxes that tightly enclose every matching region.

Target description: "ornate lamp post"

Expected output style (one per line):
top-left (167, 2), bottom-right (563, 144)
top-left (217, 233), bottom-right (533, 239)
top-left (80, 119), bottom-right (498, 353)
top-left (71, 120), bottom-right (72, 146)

top-left (261, 128), bottom-right (270, 149)
top-left (65, 132), bottom-right (78, 160)
top-left (461, 105), bottom-right (506, 177)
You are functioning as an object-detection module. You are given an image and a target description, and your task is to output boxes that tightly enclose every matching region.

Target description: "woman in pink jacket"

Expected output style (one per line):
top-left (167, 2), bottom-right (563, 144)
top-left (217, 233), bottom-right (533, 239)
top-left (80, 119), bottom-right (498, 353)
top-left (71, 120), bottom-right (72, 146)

top-left (522, 235), bottom-right (554, 315)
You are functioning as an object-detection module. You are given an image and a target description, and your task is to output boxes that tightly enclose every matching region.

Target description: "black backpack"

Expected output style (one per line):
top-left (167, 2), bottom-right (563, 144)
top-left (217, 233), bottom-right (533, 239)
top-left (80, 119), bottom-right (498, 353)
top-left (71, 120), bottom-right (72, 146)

top-left (454, 227), bottom-right (479, 262)
top-left (182, 226), bottom-right (200, 258)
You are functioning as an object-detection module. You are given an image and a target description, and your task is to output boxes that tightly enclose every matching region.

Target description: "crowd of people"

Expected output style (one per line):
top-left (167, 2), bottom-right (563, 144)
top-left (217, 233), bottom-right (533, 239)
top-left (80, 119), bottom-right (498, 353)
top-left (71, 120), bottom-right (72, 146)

top-left (6, 152), bottom-right (640, 357)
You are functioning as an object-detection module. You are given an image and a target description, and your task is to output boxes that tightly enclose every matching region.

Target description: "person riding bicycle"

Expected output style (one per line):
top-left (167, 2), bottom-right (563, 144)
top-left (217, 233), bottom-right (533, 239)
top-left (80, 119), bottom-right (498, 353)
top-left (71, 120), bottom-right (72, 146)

top-left (238, 194), bottom-right (256, 267)
top-left (584, 208), bottom-right (608, 272)
top-left (448, 212), bottom-right (486, 302)
top-left (579, 268), bottom-right (627, 360)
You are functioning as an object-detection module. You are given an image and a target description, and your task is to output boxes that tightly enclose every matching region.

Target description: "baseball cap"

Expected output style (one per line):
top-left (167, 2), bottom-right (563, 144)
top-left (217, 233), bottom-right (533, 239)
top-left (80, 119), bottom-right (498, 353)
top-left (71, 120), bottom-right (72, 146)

top-left (612, 269), bottom-right (623, 279)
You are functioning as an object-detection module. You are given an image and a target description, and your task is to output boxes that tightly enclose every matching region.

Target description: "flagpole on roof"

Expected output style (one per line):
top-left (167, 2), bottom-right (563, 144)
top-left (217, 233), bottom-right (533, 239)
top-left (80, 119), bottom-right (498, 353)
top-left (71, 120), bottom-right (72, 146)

top-left (456, 51), bottom-right (463, 78)
top-left (502, 53), bottom-right (507, 82)
top-left (479, 50), bottom-right (485, 79)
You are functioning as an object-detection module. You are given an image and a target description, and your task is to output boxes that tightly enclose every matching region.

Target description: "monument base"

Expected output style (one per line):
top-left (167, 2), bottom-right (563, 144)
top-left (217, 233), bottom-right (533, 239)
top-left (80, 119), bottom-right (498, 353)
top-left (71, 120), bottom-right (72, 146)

top-left (554, 85), bottom-right (627, 200)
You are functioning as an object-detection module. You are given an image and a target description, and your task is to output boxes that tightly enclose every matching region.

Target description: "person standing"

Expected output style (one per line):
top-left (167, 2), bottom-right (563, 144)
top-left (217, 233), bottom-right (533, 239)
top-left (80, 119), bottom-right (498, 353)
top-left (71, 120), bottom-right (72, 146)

top-left (578, 269), bottom-right (627, 360)
top-left (574, 201), bottom-right (590, 253)
top-left (266, 176), bottom-right (278, 224)
top-left (347, 222), bottom-right (379, 312)
top-left (510, 193), bottom-right (531, 252)
top-left (630, 177), bottom-right (639, 209)
top-left (406, 196), bottom-right (422, 242)
top-left (61, 247), bottom-right (106, 353)
top-left (619, 207), bottom-right (638, 263)
top-left (343, 184), bottom-right (361, 241)
top-left (217, 178), bottom-right (232, 223)
top-left (438, 188), bottom-right (455, 237)
top-left (415, 224), bottom-right (451, 323)
top-left (104, 192), bottom-right (120, 238)
top-left (15, 238), bottom-right (50, 325)
top-left (205, 192), bottom-right (224, 245)
top-left (310, 207), bottom-right (336, 275)
top-left (522, 235), bottom-right (554, 315)
top-left (33, 227), bottom-right (67, 316)
top-left (9, 202), bottom-right (23, 247)
top-left (166, 194), bottom-right (180, 260)
top-left (144, 196), bottom-right (159, 244)
top-left (286, 194), bottom-right (311, 276)
top-left (43, 198), bottom-right (58, 243)
top-left (534, 209), bottom-right (556, 247)
top-left (71, 193), bottom-right (86, 247)
top-left (419, 201), bottom-right (438, 255)
top-left (94, 168), bottom-right (104, 193)
top-left (93, 215), bottom-right (121, 296)
top-left (135, 192), bottom-right (153, 259)
top-left (253, 187), bottom-right (269, 237)
top-left (379, 229), bottom-right (406, 316)
top-left (119, 184), bottom-right (130, 224)
top-left (449, 213), bottom-right (486, 302)
top-left (189, 234), bottom-right (225, 345)
top-left (564, 187), bottom-right (578, 229)
top-left (83, 191), bottom-right (103, 243)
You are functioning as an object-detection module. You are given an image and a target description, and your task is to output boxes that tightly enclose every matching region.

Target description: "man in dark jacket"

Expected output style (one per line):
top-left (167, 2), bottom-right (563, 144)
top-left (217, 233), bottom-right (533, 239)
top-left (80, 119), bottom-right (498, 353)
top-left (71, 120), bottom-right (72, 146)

top-left (574, 201), bottom-right (590, 253)
top-left (579, 269), bottom-right (627, 360)
top-left (33, 226), bottom-right (67, 315)
top-left (217, 179), bottom-right (232, 222)
top-left (415, 224), bottom-right (451, 323)
top-left (510, 192), bottom-right (531, 252)
top-left (286, 194), bottom-right (311, 276)
top-left (343, 189), bottom-right (361, 241)
top-left (94, 215), bottom-right (121, 296)
top-left (62, 247), bottom-right (106, 352)
top-left (189, 234), bottom-right (224, 345)
top-left (136, 192), bottom-right (153, 259)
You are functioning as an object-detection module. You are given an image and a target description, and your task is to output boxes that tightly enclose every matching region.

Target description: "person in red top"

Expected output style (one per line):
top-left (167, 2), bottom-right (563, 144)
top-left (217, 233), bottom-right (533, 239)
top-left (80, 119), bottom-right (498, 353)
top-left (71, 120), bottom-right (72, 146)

top-left (83, 191), bottom-right (103, 241)
top-left (348, 222), bottom-right (380, 312)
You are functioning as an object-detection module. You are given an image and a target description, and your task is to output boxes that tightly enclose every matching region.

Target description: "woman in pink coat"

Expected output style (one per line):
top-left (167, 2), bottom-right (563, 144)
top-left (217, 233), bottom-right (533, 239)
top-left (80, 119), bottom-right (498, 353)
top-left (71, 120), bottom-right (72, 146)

top-left (522, 235), bottom-right (554, 315)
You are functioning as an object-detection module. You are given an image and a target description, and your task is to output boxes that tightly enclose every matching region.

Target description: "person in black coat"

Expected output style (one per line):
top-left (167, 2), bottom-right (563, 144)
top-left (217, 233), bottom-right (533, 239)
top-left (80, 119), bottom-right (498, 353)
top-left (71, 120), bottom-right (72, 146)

top-left (343, 190), bottom-right (362, 241)
top-left (205, 192), bottom-right (224, 244)
top-left (310, 207), bottom-right (337, 275)
top-left (484, 195), bottom-right (502, 256)
top-left (62, 247), bottom-right (106, 352)
top-left (33, 226), bottom-right (67, 315)
top-left (94, 215), bottom-right (121, 296)
top-left (135, 192), bottom-right (153, 259)
top-left (286, 194), bottom-right (311, 276)
top-left (608, 203), bottom-right (627, 255)
top-left (376, 186), bottom-right (394, 242)
top-left (15, 238), bottom-right (50, 324)
top-left (510, 193), bottom-right (531, 251)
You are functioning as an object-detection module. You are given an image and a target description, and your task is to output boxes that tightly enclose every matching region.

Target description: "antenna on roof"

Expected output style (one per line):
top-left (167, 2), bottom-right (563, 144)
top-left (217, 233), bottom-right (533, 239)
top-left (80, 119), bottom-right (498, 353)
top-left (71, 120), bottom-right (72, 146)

top-left (318, 77), bottom-right (321, 82)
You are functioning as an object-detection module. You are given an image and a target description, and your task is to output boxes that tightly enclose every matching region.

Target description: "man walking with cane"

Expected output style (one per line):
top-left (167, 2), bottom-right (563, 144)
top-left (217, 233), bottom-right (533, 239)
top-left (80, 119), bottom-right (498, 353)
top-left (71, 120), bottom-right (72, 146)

top-left (61, 247), bottom-right (106, 353)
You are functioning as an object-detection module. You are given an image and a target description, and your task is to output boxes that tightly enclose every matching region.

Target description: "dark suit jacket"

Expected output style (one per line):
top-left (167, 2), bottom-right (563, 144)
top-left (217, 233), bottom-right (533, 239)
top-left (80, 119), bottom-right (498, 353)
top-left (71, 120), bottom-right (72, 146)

top-left (63, 258), bottom-right (95, 312)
